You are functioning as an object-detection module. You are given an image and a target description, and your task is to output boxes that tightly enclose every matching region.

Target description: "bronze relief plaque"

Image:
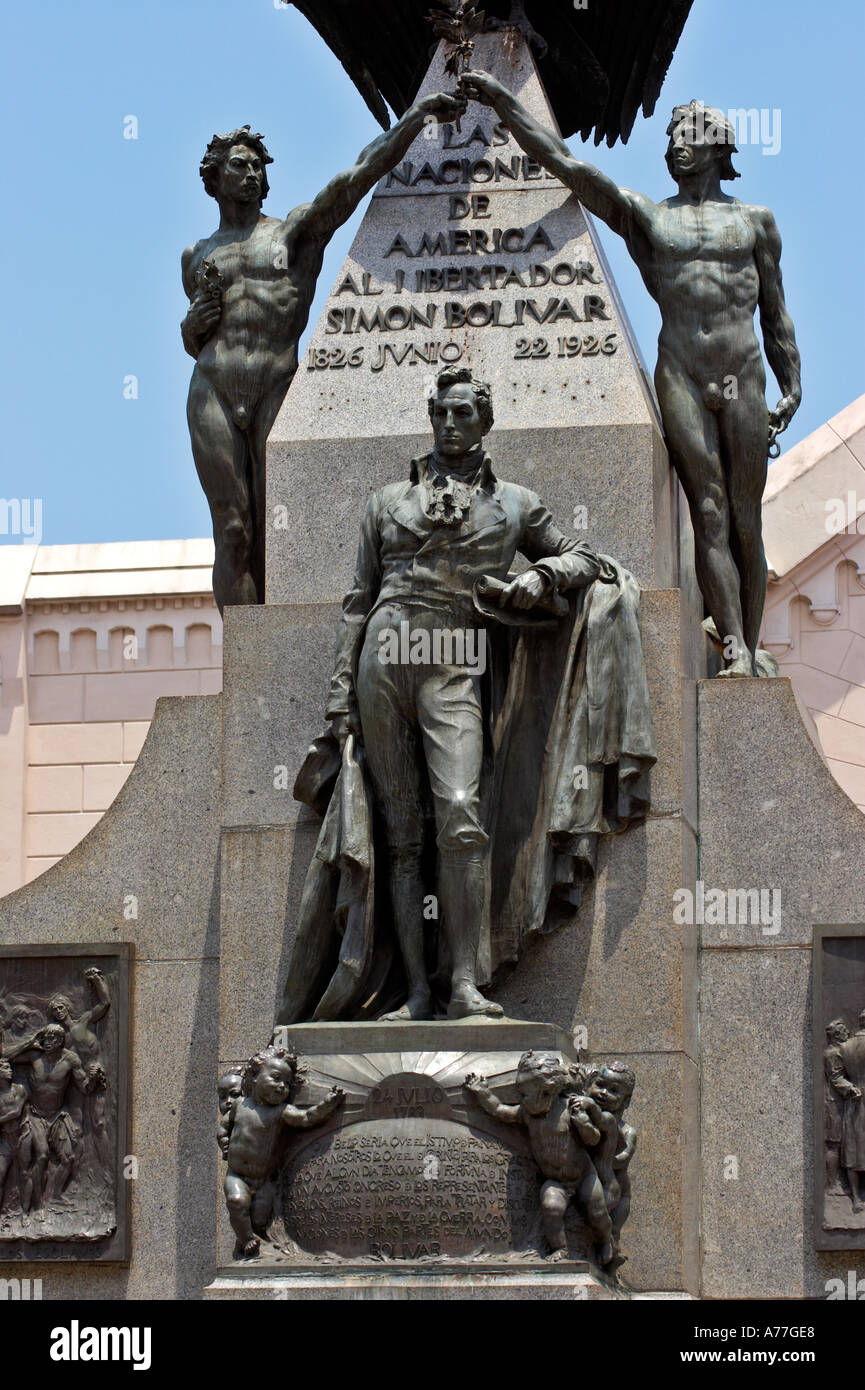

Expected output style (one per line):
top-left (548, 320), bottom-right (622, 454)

top-left (813, 926), bottom-right (865, 1250)
top-left (276, 1067), bottom-right (541, 1261)
top-left (0, 944), bottom-right (132, 1262)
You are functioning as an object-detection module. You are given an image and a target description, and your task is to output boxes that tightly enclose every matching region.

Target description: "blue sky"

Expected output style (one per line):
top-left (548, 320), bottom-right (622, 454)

top-left (1, 0), bottom-right (862, 546)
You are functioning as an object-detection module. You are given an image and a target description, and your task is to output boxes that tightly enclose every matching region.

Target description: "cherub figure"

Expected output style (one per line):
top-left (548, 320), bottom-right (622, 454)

top-left (583, 1061), bottom-right (637, 1268)
top-left (217, 1066), bottom-right (245, 1124)
top-left (220, 1045), bottom-right (344, 1257)
top-left (464, 1050), bottom-right (613, 1265)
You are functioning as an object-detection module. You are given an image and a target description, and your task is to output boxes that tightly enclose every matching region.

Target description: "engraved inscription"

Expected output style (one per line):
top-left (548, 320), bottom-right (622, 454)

top-left (277, 1070), bottom-right (540, 1259)
top-left (282, 1117), bottom-right (539, 1258)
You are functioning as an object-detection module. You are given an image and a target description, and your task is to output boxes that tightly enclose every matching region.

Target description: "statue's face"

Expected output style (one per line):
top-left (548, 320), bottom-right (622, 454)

top-left (0, 1060), bottom-right (12, 1083)
top-left (217, 1074), bottom-right (243, 1114)
top-left (254, 1061), bottom-right (293, 1105)
top-left (49, 998), bottom-right (71, 1023)
top-left (218, 144), bottom-right (265, 205)
top-left (519, 1071), bottom-right (563, 1116)
top-left (10, 1008), bottom-right (29, 1033)
top-left (827, 1023), bottom-right (849, 1046)
top-left (43, 1027), bottom-right (64, 1054)
top-left (666, 111), bottom-right (721, 181)
top-left (431, 383), bottom-right (485, 458)
top-left (589, 1069), bottom-right (631, 1115)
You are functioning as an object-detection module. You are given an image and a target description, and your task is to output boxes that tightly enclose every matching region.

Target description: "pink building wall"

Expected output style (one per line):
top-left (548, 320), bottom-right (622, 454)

top-left (761, 396), bottom-right (865, 813)
top-left (0, 540), bottom-right (222, 894)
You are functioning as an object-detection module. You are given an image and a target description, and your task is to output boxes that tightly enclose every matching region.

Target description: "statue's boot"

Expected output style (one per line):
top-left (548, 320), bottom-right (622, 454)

top-left (379, 854), bottom-right (433, 1022)
top-left (439, 855), bottom-right (503, 1019)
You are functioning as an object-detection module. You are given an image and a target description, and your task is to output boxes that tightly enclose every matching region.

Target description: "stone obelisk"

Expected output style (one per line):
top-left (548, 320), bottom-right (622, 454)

top-left (210, 32), bottom-right (704, 1289)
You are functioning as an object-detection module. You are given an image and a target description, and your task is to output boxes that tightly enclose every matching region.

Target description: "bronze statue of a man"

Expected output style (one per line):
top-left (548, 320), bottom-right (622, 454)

top-left (280, 367), bottom-right (656, 1026)
top-left (461, 73), bottom-right (802, 677)
top-left (181, 92), bottom-right (464, 610)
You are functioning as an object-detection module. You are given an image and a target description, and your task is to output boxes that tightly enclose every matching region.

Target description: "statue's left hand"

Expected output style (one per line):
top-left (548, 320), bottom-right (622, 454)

top-left (767, 394), bottom-right (799, 451)
top-left (416, 91), bottom-right (468, 124)
top-left (458, 71), bottom-right (506, 107)
top-left (500, 571), bottom-right (547, 610)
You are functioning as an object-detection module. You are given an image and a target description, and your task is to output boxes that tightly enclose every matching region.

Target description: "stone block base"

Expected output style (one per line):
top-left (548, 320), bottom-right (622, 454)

top-left (203, 1265), bottom-right (632, 1301)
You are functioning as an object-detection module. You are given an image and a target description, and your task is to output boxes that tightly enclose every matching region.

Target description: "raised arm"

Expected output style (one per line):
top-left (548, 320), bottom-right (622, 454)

top-left (463, 1073), bottom-right (522, 1125)
top-left (83, 967), bottom-right (111, 1025)
top-left (281, 1086), bottom-right (345, 1129)
top-left (297, 91), bottom-right (466, 246)
top-left (752, 206), bottom-right (802, 445)
top-left (4, 1035), bottom-right (44, 1062)
top-left (460, 71), bottom-right (643, 238)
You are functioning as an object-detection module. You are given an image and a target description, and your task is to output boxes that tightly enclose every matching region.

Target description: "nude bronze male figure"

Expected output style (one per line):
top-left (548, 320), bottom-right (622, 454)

top-left (182, 91), bottom-right (465, 610)
top-left (462, 74), bottom-right (802, 676)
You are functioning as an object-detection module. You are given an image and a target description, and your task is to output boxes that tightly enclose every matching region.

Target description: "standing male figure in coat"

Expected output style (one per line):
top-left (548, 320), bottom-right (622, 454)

top-left (835, 1010), bottom-right (865, 1212)
top-left (325, 366), bottom-right (608, 1021)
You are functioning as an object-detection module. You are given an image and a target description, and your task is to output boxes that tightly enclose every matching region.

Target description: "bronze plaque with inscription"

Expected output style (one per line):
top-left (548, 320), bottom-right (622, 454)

top-left (280, 1071), bottom-right (540, 1260)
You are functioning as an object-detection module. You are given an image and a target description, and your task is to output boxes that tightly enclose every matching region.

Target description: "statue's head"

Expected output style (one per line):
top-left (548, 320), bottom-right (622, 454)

top-left (200, 126), bottom-right (273, 208)
top-left (0, 1058), bottom-right (12, 1083)
top-left (665, 101), bottom-right (740, 183)
top-left (217, 1065), bottom-right (245, 1115)
top-left (515, 1050), bottom-right (569, 1114)
top-left (826, 1018), bottom-right (849, 1046)
top-left (48, 994), bottom-right (73, 1024)
top-left (41, 1023), bottom-right (66, 1054)
top-left (588, 1060), bottom-right (636, 1116)
top-left (428, 367), bottom-right (493, 459)
top-left (242, 1045), bottom-right (302, 1104)
top-left (9, 1006), bottom-right (31, 1032)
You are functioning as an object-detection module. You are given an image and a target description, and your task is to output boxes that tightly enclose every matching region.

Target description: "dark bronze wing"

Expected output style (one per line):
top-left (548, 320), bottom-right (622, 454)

top-left (288, 1), bottom-right (694, 143)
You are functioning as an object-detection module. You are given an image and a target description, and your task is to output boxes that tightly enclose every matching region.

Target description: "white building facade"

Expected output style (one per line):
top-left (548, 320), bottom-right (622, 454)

top-left (0, 539), bottom-right (222, 894)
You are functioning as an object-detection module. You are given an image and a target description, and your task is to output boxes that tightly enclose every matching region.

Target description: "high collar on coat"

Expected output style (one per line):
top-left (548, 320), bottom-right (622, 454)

top-left (386, 451), bottom-right (506, 544)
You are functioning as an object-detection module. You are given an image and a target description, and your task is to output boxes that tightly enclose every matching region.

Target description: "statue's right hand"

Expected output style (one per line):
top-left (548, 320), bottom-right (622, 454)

top-left (458, 71), bottom-right (505, 107)
top-left (183, 293), bottom-right (221, 344)
top-left (329, 711), bottom-right (361, 751)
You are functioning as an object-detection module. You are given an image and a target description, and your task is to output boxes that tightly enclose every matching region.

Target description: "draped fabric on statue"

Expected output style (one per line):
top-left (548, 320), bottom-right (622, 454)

top-left (481, 557), bottom-right (655, 979)
top-left (278, 559), bottom-right (655, 1024)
